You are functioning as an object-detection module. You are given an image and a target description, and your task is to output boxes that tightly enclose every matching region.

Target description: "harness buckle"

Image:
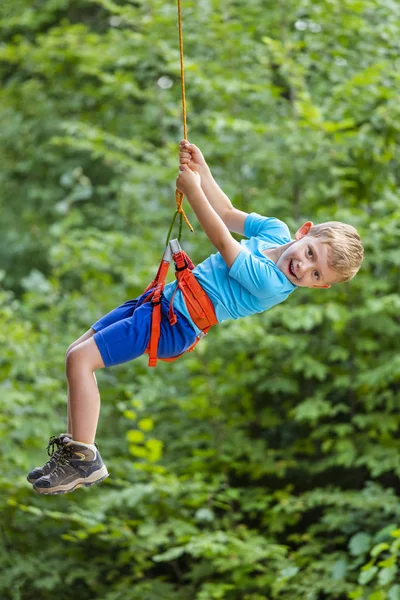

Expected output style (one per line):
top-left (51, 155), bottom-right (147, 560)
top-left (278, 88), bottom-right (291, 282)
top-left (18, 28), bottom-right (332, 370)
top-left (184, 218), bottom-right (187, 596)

top-left (175, 262), bottom-right (188, 272)
top-left (163, 238), bottom-right (182, 263)
top-left (169, 239), bottom-right (182, 255)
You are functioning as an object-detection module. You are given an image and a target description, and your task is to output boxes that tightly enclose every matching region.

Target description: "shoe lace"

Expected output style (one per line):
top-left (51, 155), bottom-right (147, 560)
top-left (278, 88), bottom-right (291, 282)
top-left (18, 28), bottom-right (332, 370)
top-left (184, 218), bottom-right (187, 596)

top-left (51, 445), bottom-right (75, 475)
top-left (46, 435), bottom-right (62, 457)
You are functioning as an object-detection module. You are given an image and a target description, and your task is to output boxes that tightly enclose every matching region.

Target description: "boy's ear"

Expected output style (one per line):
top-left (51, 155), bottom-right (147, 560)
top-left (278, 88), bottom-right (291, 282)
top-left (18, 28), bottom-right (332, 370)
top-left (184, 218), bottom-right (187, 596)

top-left (295, 221), bottom-right (314, 240)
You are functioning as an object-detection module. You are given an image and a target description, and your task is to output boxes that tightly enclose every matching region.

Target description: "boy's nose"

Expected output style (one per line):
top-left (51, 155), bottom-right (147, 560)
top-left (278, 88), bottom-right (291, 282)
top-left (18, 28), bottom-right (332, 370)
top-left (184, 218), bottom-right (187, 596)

top-left (296, 260), bottom-right (304, 275)
top-left (296, 261), bottom-right (311, 278)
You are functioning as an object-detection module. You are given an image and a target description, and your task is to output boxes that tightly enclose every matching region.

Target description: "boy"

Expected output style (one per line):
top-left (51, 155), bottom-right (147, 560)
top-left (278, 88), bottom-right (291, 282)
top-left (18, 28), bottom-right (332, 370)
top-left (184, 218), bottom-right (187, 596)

top-left (27, 141), bottom-right (364, 495)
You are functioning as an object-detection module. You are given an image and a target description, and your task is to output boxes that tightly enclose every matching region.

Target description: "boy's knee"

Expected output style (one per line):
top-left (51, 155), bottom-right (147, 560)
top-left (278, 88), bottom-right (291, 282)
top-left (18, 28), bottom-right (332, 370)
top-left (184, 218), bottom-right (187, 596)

top-left (65, 329), bottom-right (96, 360)
top-left (66, 346), bottom-right (88, 377)
top-left (66, 343), bottom-right (75, 359)
top-left (65, 340), bottom-right (104, 376)
top-left (66, 346), bottom-right (79, 376)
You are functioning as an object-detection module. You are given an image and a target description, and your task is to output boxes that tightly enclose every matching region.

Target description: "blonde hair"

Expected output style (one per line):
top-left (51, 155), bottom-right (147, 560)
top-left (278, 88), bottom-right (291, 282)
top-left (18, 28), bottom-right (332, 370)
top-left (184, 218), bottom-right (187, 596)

top-left (308, 221), bottom-right (364, 283)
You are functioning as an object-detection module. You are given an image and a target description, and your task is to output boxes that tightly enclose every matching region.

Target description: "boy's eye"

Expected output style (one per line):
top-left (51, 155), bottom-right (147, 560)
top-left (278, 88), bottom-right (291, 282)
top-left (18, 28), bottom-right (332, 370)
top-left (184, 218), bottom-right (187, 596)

top-left (314, 270), bottom-right (319, 280)
top-left (308, 247), bottom-right (313, 258)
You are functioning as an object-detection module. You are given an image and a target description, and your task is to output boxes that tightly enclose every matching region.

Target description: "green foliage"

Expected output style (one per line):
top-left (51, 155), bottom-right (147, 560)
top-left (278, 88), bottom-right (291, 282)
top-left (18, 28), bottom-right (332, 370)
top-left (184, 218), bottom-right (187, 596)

top-left (1, 0), bottom-right (400, 599)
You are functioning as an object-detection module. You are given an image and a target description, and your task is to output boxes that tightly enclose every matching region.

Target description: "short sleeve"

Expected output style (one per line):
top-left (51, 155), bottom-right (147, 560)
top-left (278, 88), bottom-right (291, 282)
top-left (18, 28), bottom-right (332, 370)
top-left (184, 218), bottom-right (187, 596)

top-left (228, 248), bottom-right (287, 299)
top-left (244, 213), bottom-right (291, 244)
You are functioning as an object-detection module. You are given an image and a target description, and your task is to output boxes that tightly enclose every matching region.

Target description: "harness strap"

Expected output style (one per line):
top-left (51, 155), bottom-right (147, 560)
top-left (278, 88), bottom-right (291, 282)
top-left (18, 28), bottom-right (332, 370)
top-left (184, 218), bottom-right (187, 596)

top-left (148, 299), bottom-right (162, 367)
top-left (175, 267), bottom-right (217, 331)
top-left (143, 240), bottom-right (217, 367)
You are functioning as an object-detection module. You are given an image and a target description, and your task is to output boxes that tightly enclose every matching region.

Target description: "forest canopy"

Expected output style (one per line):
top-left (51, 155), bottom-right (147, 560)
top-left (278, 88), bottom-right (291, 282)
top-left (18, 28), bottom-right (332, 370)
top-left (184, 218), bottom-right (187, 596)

top-left (1, 1), bottom-right (400, 599)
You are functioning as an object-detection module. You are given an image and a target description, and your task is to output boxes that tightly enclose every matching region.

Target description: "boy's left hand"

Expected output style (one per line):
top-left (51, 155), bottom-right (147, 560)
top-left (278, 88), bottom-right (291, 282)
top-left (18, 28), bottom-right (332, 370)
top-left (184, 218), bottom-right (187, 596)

top-left (176, 164), bottom-right (201, 196)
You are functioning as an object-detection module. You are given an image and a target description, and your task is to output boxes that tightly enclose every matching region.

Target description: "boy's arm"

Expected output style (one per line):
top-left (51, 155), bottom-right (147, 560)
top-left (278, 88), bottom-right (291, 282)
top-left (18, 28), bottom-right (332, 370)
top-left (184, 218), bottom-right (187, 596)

top-left (176, 165), bottom-right (242, 268)
top-left (179, 140), bottom-right (249, 235)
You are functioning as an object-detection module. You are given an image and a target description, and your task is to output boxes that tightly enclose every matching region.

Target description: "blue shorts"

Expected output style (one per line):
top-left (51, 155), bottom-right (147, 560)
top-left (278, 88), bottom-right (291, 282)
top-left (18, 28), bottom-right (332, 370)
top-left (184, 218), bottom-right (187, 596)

top-left (92, 291), bottom-right (197, 367)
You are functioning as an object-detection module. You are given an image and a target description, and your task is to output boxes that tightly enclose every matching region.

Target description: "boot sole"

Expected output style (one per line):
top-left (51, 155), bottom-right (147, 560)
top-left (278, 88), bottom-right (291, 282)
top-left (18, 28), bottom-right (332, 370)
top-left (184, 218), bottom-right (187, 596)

top-left (33, 466), bottom-right (109, 495)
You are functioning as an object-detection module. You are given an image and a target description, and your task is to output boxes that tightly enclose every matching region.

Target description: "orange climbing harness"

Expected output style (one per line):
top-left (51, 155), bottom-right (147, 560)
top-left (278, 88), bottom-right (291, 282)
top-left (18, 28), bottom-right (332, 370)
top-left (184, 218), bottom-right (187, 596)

top-left (140, 239), bottom-right (218, 367)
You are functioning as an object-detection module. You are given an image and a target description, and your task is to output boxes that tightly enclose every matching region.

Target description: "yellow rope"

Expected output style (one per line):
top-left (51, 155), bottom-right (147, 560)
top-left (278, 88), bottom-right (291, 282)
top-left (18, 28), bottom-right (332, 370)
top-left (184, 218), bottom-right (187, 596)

top-left (177, 0), bottom-right (187, 143)
top-left (167, 0), bottom-right (193, 244)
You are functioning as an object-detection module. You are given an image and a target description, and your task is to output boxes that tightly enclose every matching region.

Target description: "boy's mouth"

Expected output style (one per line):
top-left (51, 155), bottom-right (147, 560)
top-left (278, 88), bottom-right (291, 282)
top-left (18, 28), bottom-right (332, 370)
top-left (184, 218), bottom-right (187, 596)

top-left (289, 259), bottom-right (297, 279)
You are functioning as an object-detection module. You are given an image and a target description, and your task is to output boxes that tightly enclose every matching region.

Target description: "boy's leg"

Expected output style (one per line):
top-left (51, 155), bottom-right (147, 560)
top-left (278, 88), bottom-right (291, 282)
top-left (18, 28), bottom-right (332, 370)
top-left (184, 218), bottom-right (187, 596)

top-left (66, 328), bottom-right (96, 436)
top-left (64, 301), bottom-right (150, 445)
top-left (27, 329), bottom-right (98, 485)
top-left (64, 296), bottom-right (144, 436)
top-left (63, 295), bottom-right (146, 436)
top-left (33, 338), bottom-right (107, 494)
top-left (29, 300), bottom-right (143, 491)
top-left (32, 306), bottom-right (150, 495)
top-left (65, 337), bottom-right (105, 444)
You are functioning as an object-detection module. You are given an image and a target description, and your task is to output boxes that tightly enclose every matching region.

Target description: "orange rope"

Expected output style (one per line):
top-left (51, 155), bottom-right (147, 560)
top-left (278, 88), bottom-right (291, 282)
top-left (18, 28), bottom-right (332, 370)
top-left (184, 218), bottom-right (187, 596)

top-left (177, 0), bottom-right (187, 142)
top-left (167, 0), bottom-right (193, 244)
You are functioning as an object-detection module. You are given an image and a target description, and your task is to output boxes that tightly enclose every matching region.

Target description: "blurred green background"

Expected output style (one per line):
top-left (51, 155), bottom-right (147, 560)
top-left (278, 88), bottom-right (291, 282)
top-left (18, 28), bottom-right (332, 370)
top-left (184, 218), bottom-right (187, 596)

top-left (1, 1), bottom-right (400, 598)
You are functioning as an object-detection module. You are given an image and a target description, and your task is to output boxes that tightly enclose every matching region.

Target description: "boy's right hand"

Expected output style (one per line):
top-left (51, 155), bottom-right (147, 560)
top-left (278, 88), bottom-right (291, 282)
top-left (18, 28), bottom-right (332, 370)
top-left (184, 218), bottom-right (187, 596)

top-left (176, 164), bottom-right (201, 196)
top-left (179, 140), bottom-right (208, 173)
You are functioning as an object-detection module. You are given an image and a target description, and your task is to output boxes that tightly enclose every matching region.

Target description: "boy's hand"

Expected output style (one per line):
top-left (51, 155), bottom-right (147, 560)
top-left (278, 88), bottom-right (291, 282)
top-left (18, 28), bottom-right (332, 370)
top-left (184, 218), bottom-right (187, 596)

top-left (179, 140), bottom-right (208, 173)
top-left (176, 164), bottom-right (201, 196)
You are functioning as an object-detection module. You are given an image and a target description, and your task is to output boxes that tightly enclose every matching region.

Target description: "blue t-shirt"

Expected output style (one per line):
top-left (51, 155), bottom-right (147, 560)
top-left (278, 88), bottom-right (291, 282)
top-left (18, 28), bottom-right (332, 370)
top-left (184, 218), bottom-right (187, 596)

top-left (163, 213), bottom-right (297, 334)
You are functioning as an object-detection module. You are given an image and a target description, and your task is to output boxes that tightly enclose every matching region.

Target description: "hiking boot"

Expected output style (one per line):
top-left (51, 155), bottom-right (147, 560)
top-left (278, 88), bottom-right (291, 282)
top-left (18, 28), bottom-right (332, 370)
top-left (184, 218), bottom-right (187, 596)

top-left (32, 440), bottom-right (109, 495)
top-left (27, 433), bottom-right (71, 484)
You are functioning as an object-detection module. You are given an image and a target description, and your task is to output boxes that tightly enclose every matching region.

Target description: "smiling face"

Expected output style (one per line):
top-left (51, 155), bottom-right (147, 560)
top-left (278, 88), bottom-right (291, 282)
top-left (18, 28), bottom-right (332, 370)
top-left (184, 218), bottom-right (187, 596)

top-left (275, 222), bottom-right (338, 288)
